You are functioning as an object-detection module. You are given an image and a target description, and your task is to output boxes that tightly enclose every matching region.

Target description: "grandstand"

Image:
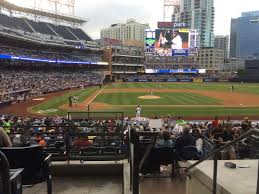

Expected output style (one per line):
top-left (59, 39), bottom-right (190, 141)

top-left (0, 12), bottom-right (93, 48)
top-left (1, 1), bottom-right (259, 194)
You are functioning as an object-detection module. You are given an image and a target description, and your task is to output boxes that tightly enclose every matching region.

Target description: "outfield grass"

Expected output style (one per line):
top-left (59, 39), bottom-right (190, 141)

top-left (94, 92), bottom-right (222, 105)
top-left (29, 83), bottom-right (259, 118)
top-left (108, 82), bottom-right (259, 95)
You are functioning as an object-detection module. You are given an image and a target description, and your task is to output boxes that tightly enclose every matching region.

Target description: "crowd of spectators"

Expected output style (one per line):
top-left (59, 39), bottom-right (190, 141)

top-left (0, 114), bottom-right (259, 169)
top-left (124, 115), bottom-right (259, 160)
top-left (0, 45), bottom-right (102, 62)
top-left (124, 74), bottom-right (214, 81)
top-left (0, 70), bottom-right (104, 104)
top-left (0, 115), bottom-right (124, 156)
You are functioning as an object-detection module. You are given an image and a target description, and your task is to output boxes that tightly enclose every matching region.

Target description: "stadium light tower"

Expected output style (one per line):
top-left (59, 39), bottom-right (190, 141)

top-left (164, 0), bottom-right (181, 22)
top-left (33, 0), bottom-right (75, 16)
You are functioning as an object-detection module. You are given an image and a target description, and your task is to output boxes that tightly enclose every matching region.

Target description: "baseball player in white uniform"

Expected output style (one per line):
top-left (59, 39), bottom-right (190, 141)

top-left (136, 105), bottom-right (142, 119)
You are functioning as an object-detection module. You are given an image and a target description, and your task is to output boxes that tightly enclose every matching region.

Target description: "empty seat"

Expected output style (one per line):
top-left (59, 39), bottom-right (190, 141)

top-left (1, 145), bottom-right (52, 194)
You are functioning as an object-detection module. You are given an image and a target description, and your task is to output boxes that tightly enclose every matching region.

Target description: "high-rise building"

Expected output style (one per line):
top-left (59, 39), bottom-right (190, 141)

top-left (174, 0), bottom-right (215, 47)
top-left (214, 35), bottom-right (229, 60)
top-left (230, 11), bottom-right (259, 59)
top-left (100, 19), bottom-right (150, 47)
top-left (198, 48), bottom-right (224, 71)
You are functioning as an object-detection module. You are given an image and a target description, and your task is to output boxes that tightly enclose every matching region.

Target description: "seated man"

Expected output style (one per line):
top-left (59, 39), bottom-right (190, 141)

top-left (73, 136), bottom-right (92, 150)
top-left (175, 126), bottom-right (197, 159)
top-left (220, 125), bottom-right (236, 160)
top-left (241, 117), bottom-right (252, 133)
top-left (155, 130), bottom-right (174, 148)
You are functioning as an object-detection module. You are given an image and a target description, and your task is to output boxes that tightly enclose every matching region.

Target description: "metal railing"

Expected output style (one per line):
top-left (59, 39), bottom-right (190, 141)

top-left (129, 129), bottom-right (259, 194)
top-left (7, 124), bottom-right (126, 162)
top-left (67, 111), bottom-right (124, 121)
top-left (185, 128), bottom-right (259, 194)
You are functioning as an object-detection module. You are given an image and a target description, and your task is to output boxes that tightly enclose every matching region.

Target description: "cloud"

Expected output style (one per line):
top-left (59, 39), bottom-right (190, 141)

top-left (6, 0), bottom-right (259, 38)
top-left (76, 0), bottom-right (163, 39)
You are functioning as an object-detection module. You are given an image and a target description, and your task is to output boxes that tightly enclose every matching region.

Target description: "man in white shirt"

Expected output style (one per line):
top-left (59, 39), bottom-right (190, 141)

top-left (136, 105), bottom-right (142, 119)
top-left (171, 31), bottom-right (183, 50)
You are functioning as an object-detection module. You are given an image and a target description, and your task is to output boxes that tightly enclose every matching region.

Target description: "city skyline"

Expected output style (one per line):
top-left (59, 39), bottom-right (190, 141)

top-left (6, 0), bottom-right (259, 39)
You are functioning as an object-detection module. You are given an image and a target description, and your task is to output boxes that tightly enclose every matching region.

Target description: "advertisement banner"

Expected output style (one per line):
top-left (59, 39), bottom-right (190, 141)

top-left (167, 79), bottom-right (178, 82)
top-left (172, 49), bottom-right (189, 56)
top-left (178, 79), bottom-right (193, 82)
top-left (193, 78), bottom-right (203, 83)
top-left (157, 22), bottom-right (187, 29)
top-left (203, 78), bottom-right (215, 82)
top-left (145, 69), bottom-right (201, 74)
top-left (138, 79), bottom-right (148, 82)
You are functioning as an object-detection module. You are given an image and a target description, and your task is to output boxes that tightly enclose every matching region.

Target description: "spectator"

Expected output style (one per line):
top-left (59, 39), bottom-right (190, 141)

top-left (241, 117), bottom-right (252, 133)
top-left (210, 125), bottom-right (223, 146)
top-left (225, 116), bottom-right (233, 126)
top-left (3, 118), bottom-right (11, 133)
top-left (0, 127), bottom-right (12, 147)
top-left (73, 136), bottom-right (92, 150)
top-left (220, 125), bottom-right (236, 160)
top-left (155, 130), bottom-right (174, 148)
top-left (175, 126), bottom-right (196, 157)
top-left (212, 116), bottom-right (220, 128)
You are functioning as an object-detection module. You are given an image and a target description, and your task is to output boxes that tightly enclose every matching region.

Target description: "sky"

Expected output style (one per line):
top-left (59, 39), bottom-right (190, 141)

top-left (7, 0), bottom-right (259, 39)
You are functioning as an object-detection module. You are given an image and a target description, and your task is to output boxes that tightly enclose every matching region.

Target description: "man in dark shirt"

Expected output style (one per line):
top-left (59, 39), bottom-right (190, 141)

top-left (220, 126), bottom-right (236, 159)
top-left (175, 126), bottom-right (196, 159)
top-left (241, 117), bottom-right (252, 133)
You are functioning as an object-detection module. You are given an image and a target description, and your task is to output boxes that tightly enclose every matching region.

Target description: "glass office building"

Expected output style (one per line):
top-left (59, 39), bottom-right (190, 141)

top-left (230, 11), bottom-right (259, 59)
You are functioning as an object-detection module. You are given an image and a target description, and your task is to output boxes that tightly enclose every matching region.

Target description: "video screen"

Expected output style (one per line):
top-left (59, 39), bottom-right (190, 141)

top-left (145, 29), bottom-right (156, 50)
top-left (155, 29), bottom-right (189, 56)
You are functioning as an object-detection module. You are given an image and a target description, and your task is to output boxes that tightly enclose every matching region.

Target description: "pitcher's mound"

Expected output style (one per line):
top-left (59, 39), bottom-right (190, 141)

top-left (138, 95), bottom-right (161, 100)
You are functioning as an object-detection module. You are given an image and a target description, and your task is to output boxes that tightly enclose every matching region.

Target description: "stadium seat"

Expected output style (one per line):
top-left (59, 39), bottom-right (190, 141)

top-left (80, 146), bottom-right (100, 156)
top-left (0, 145), bottom-right (52, 194)
top-left (140, 147), bottom-right (177, 176)
top-left (178, 146), bottom-right (199, 161)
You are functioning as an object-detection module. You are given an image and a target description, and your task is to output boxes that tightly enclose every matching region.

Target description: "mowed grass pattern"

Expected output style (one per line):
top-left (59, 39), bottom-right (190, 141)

top-left (28, 82), bottom-right (259, 117)
top-left (94, 92), bottom-right (222, 105)
top-left (108, 82), bottom-right (259, 95)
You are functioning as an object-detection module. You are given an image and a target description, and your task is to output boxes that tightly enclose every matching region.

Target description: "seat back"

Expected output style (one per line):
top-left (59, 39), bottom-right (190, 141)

top-left (181, 146), bottom-right (198, 160)
top-left (141, 147), bottom-right (176, 174)
top-left (154, 147), bottom-right (176, 165)
top-left (1, 145), bottom-right (45, 184)
top-left (80, 146), bottom-right (100, 156)
top-left (101, 146), bottom-right (120, 155)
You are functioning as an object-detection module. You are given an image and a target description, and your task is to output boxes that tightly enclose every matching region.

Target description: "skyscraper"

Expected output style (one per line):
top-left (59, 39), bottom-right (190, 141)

top-left (230, 11), bottom-right (259, 59)
top-left (214, 35), bottom-right (229, 59)
top-left (175, 0), bottom-right (215, 47)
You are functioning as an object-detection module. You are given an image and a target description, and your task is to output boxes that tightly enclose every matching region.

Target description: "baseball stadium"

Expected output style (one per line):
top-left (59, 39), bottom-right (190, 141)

top-left (0, 1), bottom-right (259, 194)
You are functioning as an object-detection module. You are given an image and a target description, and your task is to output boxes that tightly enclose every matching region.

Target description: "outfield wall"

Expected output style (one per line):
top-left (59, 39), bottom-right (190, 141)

top-left (124, 78), bottom-right (219, 83)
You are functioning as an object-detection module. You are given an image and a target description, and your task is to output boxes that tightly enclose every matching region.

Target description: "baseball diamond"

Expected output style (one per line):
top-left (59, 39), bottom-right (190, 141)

top-left (2, 82), bottom-right (259, 119)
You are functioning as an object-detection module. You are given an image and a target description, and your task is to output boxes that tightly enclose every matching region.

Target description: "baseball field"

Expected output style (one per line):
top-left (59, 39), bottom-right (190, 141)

top-left (11, 82), bottom-right (258, 119)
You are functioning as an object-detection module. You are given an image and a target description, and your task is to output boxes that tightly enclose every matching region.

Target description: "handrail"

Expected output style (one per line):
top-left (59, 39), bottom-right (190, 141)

top-left (201, 135), bottom-right (214, 145)
top-left (0, 151), bottom-right (11, 194)
top-left (185, 128), bottom-right (259, 173)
